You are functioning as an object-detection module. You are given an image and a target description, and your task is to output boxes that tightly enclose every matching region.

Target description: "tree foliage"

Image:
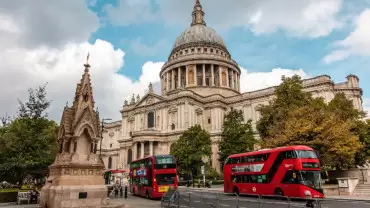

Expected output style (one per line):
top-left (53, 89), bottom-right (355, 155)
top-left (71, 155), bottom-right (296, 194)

top-left (218, 108), bottom-right (256, 168)
top-left (256, 75), bottom-right (367, 169)
top-left (170, 124), bottom-right (212, 176)
top-left (0, 84), bottom-right (58, 184)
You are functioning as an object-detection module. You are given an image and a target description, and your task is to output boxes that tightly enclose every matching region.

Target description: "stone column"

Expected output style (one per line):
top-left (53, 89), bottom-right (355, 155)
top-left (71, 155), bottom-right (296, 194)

top-left (133, 142), bottom-right (137, 160)
top-left (202, 64), bottom-right (206, 86)
top-left (226, 69), bottom-right (229, 87)
top-left (211, 65), bottom-right (214, 86)
top-left (178, 68), bottom-right (181, 88)
top-left (231, 70), bottom-right (234, 89)
top-left (194, 66), bottom-right (197, 86)
top-left (140, 142), bottom-right (144, 158)
top-left (219, 67), bottom-right (222, 86)
top-left (185, 66), bottom-right (189, 87)
top-left (166, 72), bottom-right (170, 92)
top-left (171, 70), bottom-right (175, 90)
top-left (149, 141), bottom-right (153, 156)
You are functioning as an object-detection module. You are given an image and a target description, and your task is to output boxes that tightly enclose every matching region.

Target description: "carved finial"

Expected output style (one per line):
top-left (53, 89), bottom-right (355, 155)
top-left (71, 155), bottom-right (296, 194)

top-left (84, 52), bottom-right (90, 70)
top-left (124, 100), bottom-right (128, 106)
top-left (130, 94), bottom-right (136, 105)
top-left (148, 82), bottom-right (153, 93)
top-left (136, 94), bottom-right (140, 101)
top-left (65, 101), bottom-right (68, 107)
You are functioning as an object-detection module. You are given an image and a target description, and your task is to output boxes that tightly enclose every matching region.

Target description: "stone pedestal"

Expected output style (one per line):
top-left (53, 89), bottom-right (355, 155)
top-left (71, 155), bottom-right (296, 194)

top-left (40, 153), bottom-right (122, 208)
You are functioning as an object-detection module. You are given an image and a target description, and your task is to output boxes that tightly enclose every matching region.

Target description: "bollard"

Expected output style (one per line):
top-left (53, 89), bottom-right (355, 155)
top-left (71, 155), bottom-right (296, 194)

top-left (216, 193), bottom-right (220, 208)
top-left (258, 195), bottom-right (262, 208)
top-left (236, 194), bottom-right (239, 208)
top-left (188, 192), bottom-right (192, 208)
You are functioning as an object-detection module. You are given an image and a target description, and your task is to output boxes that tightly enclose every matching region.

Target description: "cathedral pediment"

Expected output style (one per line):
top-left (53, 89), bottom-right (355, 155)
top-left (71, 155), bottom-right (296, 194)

top-left (135, 93), bottom-right (165, 108)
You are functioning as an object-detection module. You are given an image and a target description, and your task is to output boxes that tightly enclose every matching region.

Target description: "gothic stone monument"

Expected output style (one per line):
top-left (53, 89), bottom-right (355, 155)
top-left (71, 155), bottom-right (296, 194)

top-left (40, 56), bottom-right (120, 208)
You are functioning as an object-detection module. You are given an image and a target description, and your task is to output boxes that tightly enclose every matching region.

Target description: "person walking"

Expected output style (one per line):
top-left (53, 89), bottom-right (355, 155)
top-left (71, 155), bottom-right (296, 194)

top-left (114, 180), bottom-right (120, 198)
top-left (122, 176), bottom-right (129, 199)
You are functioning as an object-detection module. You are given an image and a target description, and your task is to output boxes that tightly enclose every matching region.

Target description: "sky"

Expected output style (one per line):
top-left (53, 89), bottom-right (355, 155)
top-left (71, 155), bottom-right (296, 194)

top-left (0, 0), bottom-right (369, 122)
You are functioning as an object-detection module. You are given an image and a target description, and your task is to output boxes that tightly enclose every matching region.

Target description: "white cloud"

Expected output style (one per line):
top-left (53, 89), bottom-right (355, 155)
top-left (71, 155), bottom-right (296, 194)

top-left (103, 0), bottom-right (158, 26)
top-left (363, 98), bottom-right (370, 118)
top-left (131, 37), bottom-right (170, 57)
top-left (0, 0), bottom-right (164, 122)
top-left (324, 9), bottom-right (370, 63)
top-left (106, 0), bottom-right (343, 38)
top-left (239, 67), bottom-right (310, 92)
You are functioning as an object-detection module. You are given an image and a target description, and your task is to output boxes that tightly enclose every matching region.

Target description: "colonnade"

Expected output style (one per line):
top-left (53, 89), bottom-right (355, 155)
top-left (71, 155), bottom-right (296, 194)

top-left (162, 64), bottom-right (240, 92)
top-left (132, 140), bottom-right (154, 160)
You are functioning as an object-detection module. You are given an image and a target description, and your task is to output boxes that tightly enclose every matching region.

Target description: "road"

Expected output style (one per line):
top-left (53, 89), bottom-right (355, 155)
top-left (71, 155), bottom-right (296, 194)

top-left (176, 186), bottom-right (370, 208)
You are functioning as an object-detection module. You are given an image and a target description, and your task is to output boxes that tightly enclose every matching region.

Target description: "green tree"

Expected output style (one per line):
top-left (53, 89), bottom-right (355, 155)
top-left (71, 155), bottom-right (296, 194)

top-left (256, 76), bottom-right (365, 169)
top-left (170, 124), bottom-right (212, 176)
top-left (256, 75), bottom-right (312, 139)
top-left (0, 84), bottom-right (59, 184)
top-left (218, 108), bottom-right (256, 168)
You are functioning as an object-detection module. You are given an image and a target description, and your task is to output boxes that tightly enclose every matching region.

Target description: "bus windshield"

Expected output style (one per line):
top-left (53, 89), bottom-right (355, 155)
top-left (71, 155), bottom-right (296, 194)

top-left (296, 150), bottom-right (318, 159)
top-left (154, 155), bottom-right (176, 169)
top-left (155, 173), bottom-right (176, 185)
top-left (298, 171), bottom-right (323, 190)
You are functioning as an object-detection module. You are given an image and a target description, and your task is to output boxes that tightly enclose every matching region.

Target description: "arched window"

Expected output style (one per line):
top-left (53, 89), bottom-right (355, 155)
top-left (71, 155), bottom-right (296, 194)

top-left (127, 149), bottom-right (132, 165)
top-left (108, 157), bottom-right (112, 169)
top-left (147, 112), bottom-right (154, 128)
top-left (171, 123), bottom-right (176, 130)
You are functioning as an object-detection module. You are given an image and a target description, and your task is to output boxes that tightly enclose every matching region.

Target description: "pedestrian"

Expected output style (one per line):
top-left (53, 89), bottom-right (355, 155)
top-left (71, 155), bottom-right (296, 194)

top-left (114, 180), bottom-right (120, 198)
top-left (124, 185), bottom-right (128, 199)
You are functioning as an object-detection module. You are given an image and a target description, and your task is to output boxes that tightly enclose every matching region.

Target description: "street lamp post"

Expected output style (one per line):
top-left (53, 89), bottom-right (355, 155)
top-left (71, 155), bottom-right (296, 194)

top-left (99, 118), bottom-right (112, 157)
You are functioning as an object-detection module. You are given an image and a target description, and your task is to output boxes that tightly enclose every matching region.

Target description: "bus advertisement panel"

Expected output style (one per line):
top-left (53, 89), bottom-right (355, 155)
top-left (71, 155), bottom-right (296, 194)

top-left (223, 145), bottom-right (324, 199)
top-left (129, 155), bottom-right (178, 199)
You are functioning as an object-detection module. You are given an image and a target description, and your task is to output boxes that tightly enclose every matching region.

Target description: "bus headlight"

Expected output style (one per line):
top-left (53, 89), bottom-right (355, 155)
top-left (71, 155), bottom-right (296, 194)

top-left (304, 190), bottom-right (312, 198)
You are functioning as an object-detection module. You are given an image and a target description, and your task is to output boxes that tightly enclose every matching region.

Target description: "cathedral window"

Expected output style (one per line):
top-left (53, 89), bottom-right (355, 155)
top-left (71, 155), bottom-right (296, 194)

top-left (191, 48), bottom-right (194, 53)
top-left (204, 48), bottom-right (207, 52)
top-left (222, 71), bottom-right (227, 86)
top-left (198, 48), bottom-right (201, 52)
top-left (147, 112), bottom-right (155, 128)
top-left (108, 157), bottom-right (112, 169)
top-left (185, 49), bottom-right (188, 54)
top-left (196, 65), bottom-right (203, 85)
top-left (127, 149), bottom-right (132, 165)
top-left (208, 118), bottom-right (211, 124)
top-left (188, 69), bottom-right (194, 84)
top-left (210, 49), bottom-right (213, 53)
top-left (171, 123), bottom-right (176, 130)
top-left (73, 141), bottom-right (77, 152)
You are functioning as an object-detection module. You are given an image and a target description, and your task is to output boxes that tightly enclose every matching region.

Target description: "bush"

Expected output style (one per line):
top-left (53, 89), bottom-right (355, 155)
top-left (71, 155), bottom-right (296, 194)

top-left (0, 192), bottom-right (18, 203)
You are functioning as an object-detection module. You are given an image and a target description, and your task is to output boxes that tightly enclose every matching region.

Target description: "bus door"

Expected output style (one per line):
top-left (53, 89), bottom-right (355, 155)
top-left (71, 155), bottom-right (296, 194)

top-left (280, 170), bottom-right (299, 196)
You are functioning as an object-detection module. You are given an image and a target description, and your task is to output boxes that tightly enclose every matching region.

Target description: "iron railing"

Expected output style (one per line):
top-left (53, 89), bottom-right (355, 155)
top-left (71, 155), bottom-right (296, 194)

top-left (161, 190), bottom-right (370, 208)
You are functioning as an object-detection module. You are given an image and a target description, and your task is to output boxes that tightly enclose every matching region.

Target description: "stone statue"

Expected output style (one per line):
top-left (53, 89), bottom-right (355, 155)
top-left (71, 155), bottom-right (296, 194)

top-left (148, 82), bottom-right (153, 93)
top-left (130, 94), bottom-right (135, 105)
top-left (136, 94), bottom-right (140, 102)
top-left (124, 100), bottom-right (128, 106)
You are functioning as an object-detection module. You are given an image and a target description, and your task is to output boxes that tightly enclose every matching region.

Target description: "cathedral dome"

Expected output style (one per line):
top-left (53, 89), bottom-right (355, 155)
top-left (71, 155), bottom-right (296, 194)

top-left (173, 24), bottom-right (226, 50)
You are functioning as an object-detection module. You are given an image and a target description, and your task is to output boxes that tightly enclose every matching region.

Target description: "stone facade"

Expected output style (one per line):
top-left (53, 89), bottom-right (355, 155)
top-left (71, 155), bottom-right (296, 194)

top-left (99, 1), bottom-right (364, 173)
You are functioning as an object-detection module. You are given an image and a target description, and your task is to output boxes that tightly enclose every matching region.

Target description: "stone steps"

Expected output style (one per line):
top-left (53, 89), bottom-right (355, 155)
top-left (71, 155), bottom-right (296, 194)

top-left (353, 184), bottom-right (370, 196)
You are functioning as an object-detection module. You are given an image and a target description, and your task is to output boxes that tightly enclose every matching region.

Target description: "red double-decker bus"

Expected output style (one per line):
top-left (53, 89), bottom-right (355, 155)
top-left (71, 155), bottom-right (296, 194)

top-left (129, 155), bottom-right (178, 199)
top-left (224, 145), bottom-right (324, 199)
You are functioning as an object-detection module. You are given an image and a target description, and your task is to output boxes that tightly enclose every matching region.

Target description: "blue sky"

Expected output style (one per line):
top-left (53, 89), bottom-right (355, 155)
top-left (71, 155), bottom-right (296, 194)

top-left (0, 0), bottom-right (369, 121)
top-left (90, 0), bottom-right (369, 88)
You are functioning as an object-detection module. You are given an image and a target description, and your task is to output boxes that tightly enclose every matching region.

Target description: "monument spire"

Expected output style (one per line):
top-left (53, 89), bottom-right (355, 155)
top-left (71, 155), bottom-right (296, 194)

top-left (72, 52), bottom-right (95, 108)
top-left (191, 0), bottom-right (206, 26)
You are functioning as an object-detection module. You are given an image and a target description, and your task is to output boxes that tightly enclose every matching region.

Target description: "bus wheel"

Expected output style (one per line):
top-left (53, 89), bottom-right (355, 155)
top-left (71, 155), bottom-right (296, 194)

top-left (274, 188), bottom-right (284, 197)
top-left (233, 187), bottom-right (239, 196)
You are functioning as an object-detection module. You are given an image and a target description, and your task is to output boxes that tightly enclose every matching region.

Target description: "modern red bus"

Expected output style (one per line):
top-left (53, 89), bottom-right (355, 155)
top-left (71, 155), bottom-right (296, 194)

top-left (223, 145), bottom-right (324, 199)
top-left (129, 154), bottom-right (178, 199)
